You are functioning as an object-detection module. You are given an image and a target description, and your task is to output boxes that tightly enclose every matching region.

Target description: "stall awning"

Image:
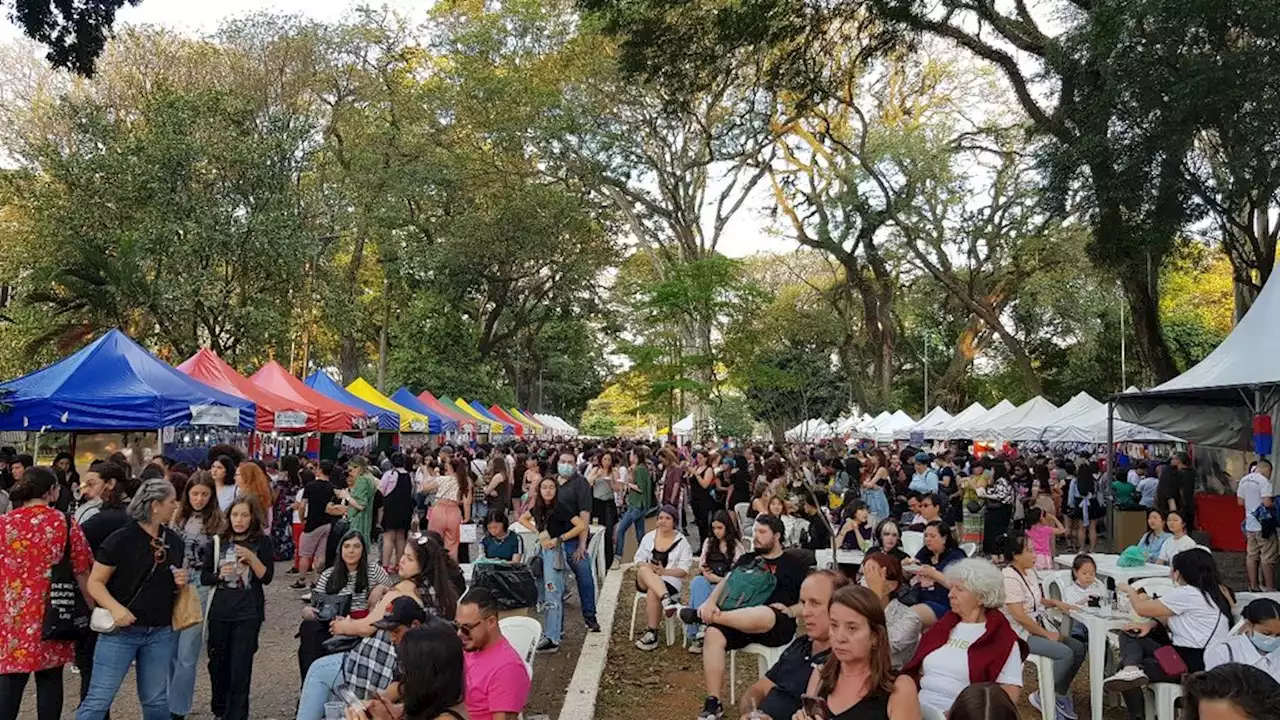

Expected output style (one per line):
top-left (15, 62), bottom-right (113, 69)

top-left (390, 388), bottom-right (455, 433)
top-left (449, 397), bottom-right (506, 434)
top-left (304, 371), bottom-right (399, 432)
top-left (416, 391), bottom-right (479, 432)
top-left (347, 379), bottom-right (435, 433)
top-left (251, 361), bottom-right (368, 432)
top-left (508, 408), bottom-right (546, 433)
top-left (488, 406), bottom-right (525, 436)
top-left (178, 349), bottom-right (317, 432)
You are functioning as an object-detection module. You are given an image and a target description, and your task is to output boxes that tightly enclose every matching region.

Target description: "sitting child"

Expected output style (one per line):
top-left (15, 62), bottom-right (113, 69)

top-left (1061, 554), bottom-right (1106, 642)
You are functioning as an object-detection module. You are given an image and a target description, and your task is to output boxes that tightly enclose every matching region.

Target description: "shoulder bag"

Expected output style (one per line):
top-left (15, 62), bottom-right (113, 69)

top-left (43, 513), bottom-right (90, 640)
top-left (90, 558), bottom-right (159, 634)
top-left (1154, 611), bottom-right (1221, 679)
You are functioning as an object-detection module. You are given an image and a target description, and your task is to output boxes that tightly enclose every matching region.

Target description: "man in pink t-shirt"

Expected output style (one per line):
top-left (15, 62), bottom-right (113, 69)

top-left (457, 590), bottom-right (532, 720)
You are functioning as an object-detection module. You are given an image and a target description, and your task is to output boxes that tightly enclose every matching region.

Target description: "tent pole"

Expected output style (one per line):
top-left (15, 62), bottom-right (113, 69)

top-left (1107, 400), bottom-right (1117, 553)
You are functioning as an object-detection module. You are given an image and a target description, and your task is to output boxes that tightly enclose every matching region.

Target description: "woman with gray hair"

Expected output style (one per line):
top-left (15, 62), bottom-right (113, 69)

top-left (76, 478), bottom-right (187, 720)
top-left (899, 557), bottom-right (1029, 715)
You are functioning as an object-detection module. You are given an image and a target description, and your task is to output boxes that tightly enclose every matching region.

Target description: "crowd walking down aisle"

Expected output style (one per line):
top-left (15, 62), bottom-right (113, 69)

top-left (1, 439), bottom-right (1279, 720)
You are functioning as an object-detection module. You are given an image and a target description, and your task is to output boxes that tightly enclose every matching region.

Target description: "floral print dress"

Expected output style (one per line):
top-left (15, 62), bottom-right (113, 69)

top-left (0, 505), bottom-right (93, 673)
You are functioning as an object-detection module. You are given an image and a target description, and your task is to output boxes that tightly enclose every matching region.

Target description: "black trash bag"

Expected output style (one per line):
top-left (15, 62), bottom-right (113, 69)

top-left (470, 562), bottom-right (538, 610)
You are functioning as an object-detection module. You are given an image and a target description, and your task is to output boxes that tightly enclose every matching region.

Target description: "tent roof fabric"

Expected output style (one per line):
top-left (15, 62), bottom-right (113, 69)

top-left (534, 413), bottom-right (577, 436)
top-left (899, 406), bottom-right (953, 440)
top-left (347, 379), bottom-right (434, 433)
top-left (950, 400), bottom-right (1015, 439)
top-left (450, 398), bottom-right (507, 434)
top-left (508, 408), bottom-right (545, 432)
top-left (972, 396), bottom-right (1058, 440)
top-left (389, 388), bottom-right (454, 433)
top-left (467, 400), bottom-right (514, 433)
top-left (177, 349), bottom-right (317, 432)
top-left (1043, 402), bottom-right (1181, 445)
top-left (416, 391), bottom-right (480, 432)
top-left (1006, 392), bottom-right (1101, 442)
top-left (304, 372), bottom-right (400, 431)
top-left (936, 402), bottom-right (988, 440)
top-left (487, 406), bottom-right (525, 436)
top-left (251, 361), bottom-right (367, 433)
top-left (0, 329), bottom-right (255, 431)
top-left (871, 410), bottom-right (916, 442)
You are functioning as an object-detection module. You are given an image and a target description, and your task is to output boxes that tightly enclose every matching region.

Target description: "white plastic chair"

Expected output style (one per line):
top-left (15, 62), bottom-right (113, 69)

top-left (734, 502), bottom-right (750, 532)
top-left (729, 641), bottom-right (790, 704)
top-left (921, 705), bottom-right (946, 720)
top-left (1026, 654), bottom-right (1058, 720)
top-left (1143, 684), bottom-right (1181, 720)
top-left (498, 616), bottom-right (542, 679)
top-left (628, 591), bottom-right (683, 647)
top-left (960, 541), bottom-right (977, 557)
top-left (587, 526), bottom-right (605, 590)
top-left (813, 549), bottom-right (834, 569)
top-left (1040, 569), bottom-right (1073, 635)
top-left (902, 531), bottom-right (925, 557)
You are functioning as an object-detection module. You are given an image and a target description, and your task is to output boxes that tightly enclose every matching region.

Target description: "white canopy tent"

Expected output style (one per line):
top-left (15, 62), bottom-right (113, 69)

top-left (973, 396), bottom-right (1058, 441)
top-left (949, 399), bottom-right (1015, 439)
top-left (836, 414), bottom-right (871, 435)
top-left (534, 413), bottom-right (578, 436)
top-left (787, 418), bottom-right (836, 441)
top-left (856, 411), bottom-right (891, 437)
top-left (871, 410), bottom-right (916, 443)
top-left (1046, 391), bottom-right (1181, 444)
top-left (1007, 392), bottom-right (1101, 442)
top-left (897, 406), bottom-right (953, 441)
top-left (935, 402), bottom-right (988, 440)
top-left (672, 413), bottom-right (695, 436)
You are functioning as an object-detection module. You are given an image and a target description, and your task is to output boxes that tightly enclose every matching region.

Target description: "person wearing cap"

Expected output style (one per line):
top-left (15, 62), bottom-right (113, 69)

top-left (296, 596), bottom-right (427, 720)
top-left (909, 453), bottom-right (939, 496)
top-left (633, 504), bottom-right (694, 651)
top-left (455, 588), bottom-right (531, 720)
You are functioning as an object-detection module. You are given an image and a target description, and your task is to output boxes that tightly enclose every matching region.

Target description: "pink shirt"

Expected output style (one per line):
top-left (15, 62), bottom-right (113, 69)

top-left (464, 635), bottom-right (531, 720)
top-left (1027, 524), bottom-right (1055, 567)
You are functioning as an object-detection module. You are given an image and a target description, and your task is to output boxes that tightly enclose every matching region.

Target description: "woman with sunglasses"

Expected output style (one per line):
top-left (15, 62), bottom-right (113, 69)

top-left (76, 478), bottom-right (187, 720)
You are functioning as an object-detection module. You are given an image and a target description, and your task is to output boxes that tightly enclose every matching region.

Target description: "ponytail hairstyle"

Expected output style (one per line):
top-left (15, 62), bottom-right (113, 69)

top-left (817, 586), bottom-right (893, 698)
top-left (8, 466), bottom-right (58, 504)
top-left (1242, 597), bottom-right (1280, 627)
top-left (1170, 548), bottom-right (1233, 624)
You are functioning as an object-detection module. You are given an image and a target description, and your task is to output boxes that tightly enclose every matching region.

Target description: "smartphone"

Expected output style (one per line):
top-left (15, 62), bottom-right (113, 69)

top-left (1087, 596), bottom-right (1101, 608)
top-left (801, 695), bottom-right (829, 720)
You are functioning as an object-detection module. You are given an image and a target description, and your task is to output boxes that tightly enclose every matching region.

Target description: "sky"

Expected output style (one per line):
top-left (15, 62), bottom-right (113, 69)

top-left (0, 0), bottom-right (792, 259)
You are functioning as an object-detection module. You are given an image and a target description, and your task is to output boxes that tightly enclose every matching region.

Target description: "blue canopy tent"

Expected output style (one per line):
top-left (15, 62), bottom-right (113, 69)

top-left (390, 388), bottom-right (455, 433)
top-left (468, 400), bottom-right (514, 434)
top-left (304, 371), bottom-right (400, 431)
top-left (0, 329), bottom-right (255, 431)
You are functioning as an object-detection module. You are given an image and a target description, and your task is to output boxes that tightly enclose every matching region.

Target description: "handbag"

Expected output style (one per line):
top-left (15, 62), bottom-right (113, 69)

top-left (90, 560), bottom-right (158, 634)
top-left (43, 513), bottom-right (90, 640)
top-left (310, 591), bottom-right (353, 623)
top-left (1154, 613), bottom-right (1221, 679)
top-left (172, 583), bottom-right (202, 631)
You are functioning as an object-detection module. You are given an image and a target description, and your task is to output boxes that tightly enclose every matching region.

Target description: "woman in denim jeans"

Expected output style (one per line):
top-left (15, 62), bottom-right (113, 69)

top-left (167, 472), bottom-right (225, 720)
top-left (77, 478), bottom-right (187, 720)
top-left (614, 447), bottom-right (655, 565)
top-left (518, 475), bottom-right (587, 654)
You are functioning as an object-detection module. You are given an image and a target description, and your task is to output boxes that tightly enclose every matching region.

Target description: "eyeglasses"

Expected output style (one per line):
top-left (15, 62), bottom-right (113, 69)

top-left (150, 536), bottom-right (167, 565)
top-left (454, 620), bottom-right (482, 637)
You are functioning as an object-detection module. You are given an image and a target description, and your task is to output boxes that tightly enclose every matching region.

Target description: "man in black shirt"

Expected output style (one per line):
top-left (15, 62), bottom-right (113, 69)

top-left (686, 514), bottom-right (807, 720)
top-left (736, 570), bottom-right (847, 719)
top-left (295, 469), bottom-right (336, 589)
top-left (555, 451), bottom-right (599, 632)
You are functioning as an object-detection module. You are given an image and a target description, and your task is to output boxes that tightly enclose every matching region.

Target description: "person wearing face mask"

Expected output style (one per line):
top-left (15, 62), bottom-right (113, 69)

top-left (553, 451), bottom-right (600, 633)
top-left (1204, 598), bottom-right (1280, 682)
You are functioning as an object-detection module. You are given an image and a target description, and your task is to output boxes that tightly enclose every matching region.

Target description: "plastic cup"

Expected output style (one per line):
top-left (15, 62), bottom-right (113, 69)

top-left (324, 701), bottom-right (346, 720)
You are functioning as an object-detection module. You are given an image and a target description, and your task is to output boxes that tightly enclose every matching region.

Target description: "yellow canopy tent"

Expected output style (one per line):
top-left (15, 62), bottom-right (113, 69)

top-left (508, 408), bottom-right (545, 434)
top-left (346, 378), bottom-right (432, 433)
top-left (452, 398), bottom-right (504, 433)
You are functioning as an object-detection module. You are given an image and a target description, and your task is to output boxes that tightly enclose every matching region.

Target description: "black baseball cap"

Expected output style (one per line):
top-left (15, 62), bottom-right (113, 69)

top-left (372, 596), bottom-right (428, 630)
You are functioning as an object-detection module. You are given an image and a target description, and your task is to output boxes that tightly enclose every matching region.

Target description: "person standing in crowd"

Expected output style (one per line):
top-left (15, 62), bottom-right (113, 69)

top-left (0, 467), bottom-right (93, 720)
top-left (519, 475), bottom-right (586, 653)
top-left (588, 450), bottom-right (622, 568)
top-left (615, 446), bottom-right (655, 564)
top-left (1204, 597), bottom-right (1280, 681)
top-left (478, 454), bottom-right (511, 527)
top-left (168, 472), bottom-right (225, 720)
top-left (960, 461), bottom-right (987, 548)
top-left (342, 457), bottom-right (379, 549)
top-left (977, 464), bottom-right (1014, 562)
top-left (860, 450), bottom-right (891, 521)
top-left (422, 458), bottom-right (470, 560)
top-left (555, 451), bottom-right (600, 633)
top-left (201, 495), bottom-right (273, 720)
top-left (52, 451), bottom-right (78, 513)
top-left (1069, 459), bottom-right (1102, 553)
top-left (659, 448), bottom-right (684, 511)
top-left (1156, 509), bottom-right (1197, 565)
top-left (792, 586), bottom-right (921, 720)
top-left (1238, 459), bottom-right (1276, 591)
top-left (1156, 453), bottom-right (1190, 528)
top-left (210, 455), bottom-right (238, 512)
top-left (687, 451), bottom-right (719, 546)
top-left (234, 462), bottom-right (274, 533)
top-left (633, 505), bottom-right (693, 651)
top-left (74, 460), bottom-right (131, 709)
top-left (687, 515), bottom-right (807, 720)
top-left (379, 454), bottom-right (414, 572)
top-left (861, 552), bottom-right (923, 670)
top-left (1134, 464), bottom-right (1159, 509)
top-left (294, 469), bottom-right (337, 592)
top-left (736, 570), bottom-right (847, 719)
top-left (909, 453), bottom-right (939, 496)
top-left (454, 588), bottom-right (531, 720)
top-left (76, 478), bottom-right (186, 720)
top-left (686, 510), bottom-right (743, 651)
top-left (1105, 548), bottom-right (1232, 719)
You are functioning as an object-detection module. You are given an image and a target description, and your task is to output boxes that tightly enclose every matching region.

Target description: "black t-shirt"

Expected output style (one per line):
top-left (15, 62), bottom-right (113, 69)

top-left (690, 468), bottom-right (717, 508)
top-left (537, 501), bottom-right (578, 540)
top-left (96, 523), bottom-right (184, 628)
top-left (761, 636), bottom-right (831, 720)
top-left (201, 535), bottom-right (275, 622)
top-left (82, 508), bottom-right (130, 551)
top-left (730, 467), bottom-right (751, 506)
top-left (302, 481), bottom-right (337, 533)
top-left (802, 511), bottom-right (831, 550)
top-left (732, 550), bottom-right (807, 607)
top-left (557, 475), bottom-right (592, 519)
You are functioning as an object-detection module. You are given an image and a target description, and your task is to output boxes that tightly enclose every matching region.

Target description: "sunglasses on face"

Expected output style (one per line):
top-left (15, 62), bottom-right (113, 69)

top-left (454, 620), bottom-right (482, 637)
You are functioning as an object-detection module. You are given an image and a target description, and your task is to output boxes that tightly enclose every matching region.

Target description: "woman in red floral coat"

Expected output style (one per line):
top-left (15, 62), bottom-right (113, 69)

top-left (0, 466), bottom-right (93, 720)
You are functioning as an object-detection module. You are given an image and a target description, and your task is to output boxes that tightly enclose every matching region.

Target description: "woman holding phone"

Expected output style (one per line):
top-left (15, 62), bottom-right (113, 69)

top-left (632, 505), bottom-right (693, 652)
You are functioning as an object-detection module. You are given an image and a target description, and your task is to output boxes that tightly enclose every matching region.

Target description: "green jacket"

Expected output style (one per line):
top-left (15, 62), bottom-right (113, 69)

top-left (627, 465), bottom-right (655, 511)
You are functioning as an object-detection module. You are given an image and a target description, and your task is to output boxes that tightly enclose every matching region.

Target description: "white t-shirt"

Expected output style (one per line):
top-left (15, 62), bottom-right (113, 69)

top-left (292, 488), bottom-right (305, 524)
top-left (633, 530), bottom-right (694, 593)
top-left (1160, 585), bottom-right (1229, 648)
top-left (1204, 635), bottom-right (1280, 683)
top-left (1238, 471), bottom-right (1273, 533)
top-left (1062, 579), bottom-right (1106, 608)
top-left (1158, 534), bottom-right (1197, 564)
top-left (1001, 567), bottom-right (1044, 640)
top-left (918, 622), bottom-right (1023, 713)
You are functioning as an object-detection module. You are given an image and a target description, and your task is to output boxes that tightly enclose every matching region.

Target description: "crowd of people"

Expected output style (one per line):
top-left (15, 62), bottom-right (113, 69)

top-left (0, 436), bottom-right (1276, 720)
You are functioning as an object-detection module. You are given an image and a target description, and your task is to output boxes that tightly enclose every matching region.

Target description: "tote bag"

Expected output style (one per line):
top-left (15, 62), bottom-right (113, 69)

top-left (42, 513), bottom-right (89, 640)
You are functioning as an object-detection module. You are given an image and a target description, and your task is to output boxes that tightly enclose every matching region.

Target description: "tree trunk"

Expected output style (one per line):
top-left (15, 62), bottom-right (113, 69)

top-left (933, 315), bottom-right (990, 406)
top-left (338, 235), bottom-right (366, 384)
top-left (1119, 267), bottom-right (1180, 381)
top-left (376, 275), bottom-right (390, 392)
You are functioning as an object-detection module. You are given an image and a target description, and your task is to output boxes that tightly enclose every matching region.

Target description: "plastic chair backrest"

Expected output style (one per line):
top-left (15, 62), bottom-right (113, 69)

top-left (960, 542), bottom-right (977, 557)
top-left (1040, 569), bottom-right (1073, 633)
top-left (734, 502), bottom-right (750, 527)
top-left (499, 616), bottom-right (542, 678)
top-left (921, 704), bottom-right (946, 720)
top-left (902, 531), bottom-right (925, 557)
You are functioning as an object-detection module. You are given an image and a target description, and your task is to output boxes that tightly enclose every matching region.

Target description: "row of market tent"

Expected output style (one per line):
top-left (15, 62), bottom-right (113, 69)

top-left (0, 329), bottom-right (577, 437)
top-left (785, 391), bottom-right (1181, 445)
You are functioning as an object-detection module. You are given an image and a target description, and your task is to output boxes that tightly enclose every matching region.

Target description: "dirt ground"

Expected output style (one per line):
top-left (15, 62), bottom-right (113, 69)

top-left (598, 554), bottom-right (1251, 720)
top-left (19, 560), bottom-right (587, 720)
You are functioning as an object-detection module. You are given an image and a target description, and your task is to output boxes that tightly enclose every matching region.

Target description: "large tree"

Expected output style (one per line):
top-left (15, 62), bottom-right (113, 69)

top-left (6, 0), bottom-right (139, 75)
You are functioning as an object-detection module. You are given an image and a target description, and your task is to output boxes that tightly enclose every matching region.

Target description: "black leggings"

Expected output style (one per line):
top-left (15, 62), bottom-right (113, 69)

top-left (0, 666), bottom-right (63, 720)
top-left (592, 497), bottom-right (618, 568)
top-left (208, 616), bottom-right (263, 720)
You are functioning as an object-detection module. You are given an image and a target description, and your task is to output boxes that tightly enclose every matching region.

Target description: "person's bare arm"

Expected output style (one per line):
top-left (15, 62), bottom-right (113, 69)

top-left (888, 675), bottom-right (922, 720)
top-left (1002, 684), bottom-right (1021, 705)
top-left (518, 510), bottom-right (538, 532)
top-left (736, 677), bottom-right (776, 717)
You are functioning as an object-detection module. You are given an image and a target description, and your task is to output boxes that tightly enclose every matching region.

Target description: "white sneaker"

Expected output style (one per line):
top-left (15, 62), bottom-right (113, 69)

top-left (1103, 666), bottom-right (1148, 693)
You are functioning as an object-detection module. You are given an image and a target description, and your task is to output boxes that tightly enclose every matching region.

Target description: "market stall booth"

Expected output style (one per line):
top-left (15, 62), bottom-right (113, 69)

top-left (487, 406), bottom-right (526, 437)
top-left (416, 391), bottom-right (481, 436)
top-left (253, 361), bottom-right (371, 460)
top-left (304, 371), bottom-right (400, 456)
top-left (450, 397), bottom-right (510, 438)
top-left (347, 379), bottom-right (436, 449)
top-left (389, 387), bottom-right (456, 448)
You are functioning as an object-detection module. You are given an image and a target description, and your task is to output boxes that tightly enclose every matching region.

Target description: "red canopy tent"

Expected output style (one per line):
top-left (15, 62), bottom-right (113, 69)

top-left (250, 361), bottom-right (368, 433)
top-left (177, 349), bottom-right (317, 432)
top-left (418, 390), bottom-right (479, 432)
top-left (488, 406), bottom-right (525, 436)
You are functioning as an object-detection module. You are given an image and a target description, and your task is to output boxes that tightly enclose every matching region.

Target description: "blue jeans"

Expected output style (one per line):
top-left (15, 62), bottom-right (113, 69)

top-left (168, 581), bottom-right (209, 716)
top-left (685, 575), bottom-right (716, 639)
top-left (296, 652), bottom-right (343, 720)
top-left (537, 546), bottom-right (567, 645)
top-left (75, 625), bottom-right (176, 720)
top-left (615, 506), bottom-right (648, 558)
top-left (563, 536), bottom-right (596, 621)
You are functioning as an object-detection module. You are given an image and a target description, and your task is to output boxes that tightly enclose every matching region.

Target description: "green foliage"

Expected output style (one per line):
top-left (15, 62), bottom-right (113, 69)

top-left (7, 0), bottom-right (138, 76)
top-left (579, 413), bottom-right (619, 438)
